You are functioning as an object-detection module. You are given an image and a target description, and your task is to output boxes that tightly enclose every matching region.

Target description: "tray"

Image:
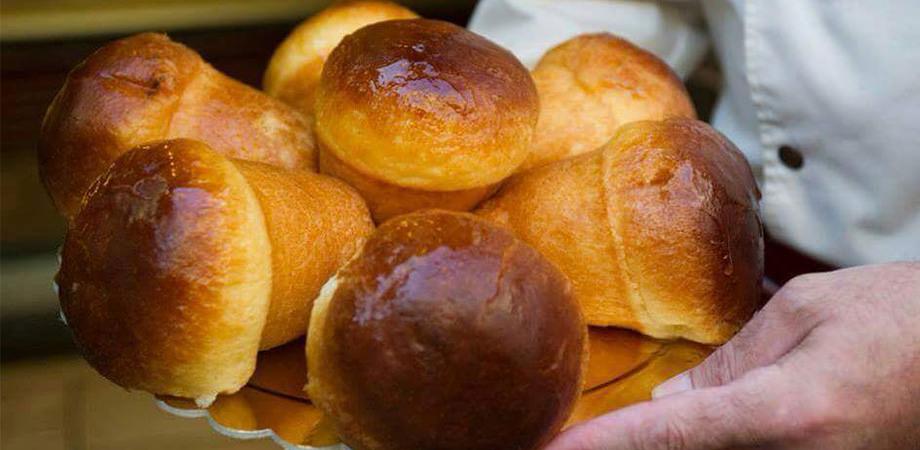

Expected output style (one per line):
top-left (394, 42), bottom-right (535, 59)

top-left (156, 328), bottom-right (711, 449)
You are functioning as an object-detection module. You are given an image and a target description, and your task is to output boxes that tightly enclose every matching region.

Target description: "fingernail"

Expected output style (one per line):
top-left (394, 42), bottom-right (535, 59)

top-left (652, 371), bottom-right (693, 398)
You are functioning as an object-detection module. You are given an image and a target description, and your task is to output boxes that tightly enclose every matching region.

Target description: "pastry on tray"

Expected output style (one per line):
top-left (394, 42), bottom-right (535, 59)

top-left (43, 1), bottom-right (763, 449)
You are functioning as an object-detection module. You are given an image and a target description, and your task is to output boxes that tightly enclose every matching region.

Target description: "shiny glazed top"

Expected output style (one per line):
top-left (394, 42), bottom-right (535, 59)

top-left (263, 0), bottom-right (418, 114)
top-left (39, 32), bottom-right (315, 221)
top-left (310, 211), bottom-right (586, 450)
top-left (58, 139), bottom-right (272, 398)
top-left (599, 119), bottom-right (763, 341)
top-left (477, 118), bottom-right (763, 344)
top-left (314, 19), bottom-right (539, 191)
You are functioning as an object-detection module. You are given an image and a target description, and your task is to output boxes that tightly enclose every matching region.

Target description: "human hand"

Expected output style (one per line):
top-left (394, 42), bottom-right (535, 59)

top-left (548, 262), bottom-right (920, 450)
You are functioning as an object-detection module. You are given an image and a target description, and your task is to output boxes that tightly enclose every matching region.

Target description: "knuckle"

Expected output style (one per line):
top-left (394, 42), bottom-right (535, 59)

top-left (782, 273), bottom-right (813, 292)
top-left (774, 293), bottom-right (808, 320)
top-left (781, 272), bottom-right (827, 298)
top-left (772, 276), bottom-right (827, 323)
top-left (780, 275), bottom-right (810, 298)
top-left (771, 380), bottom-right (849, 442)
top-left (696, 345), bottom-right (742, 386)
top-left (787, 407), bottom-right (831, 439)
top-left (629, 411), bottom-right (694, 450)
top-left (632, 417), bottom-right (691, 450)
top-left (797, 388), bottom-right (848, 437)
top-left (660, 419), bottom-right (691, 450)
top-left (725, 385), bottom-right (768, 424)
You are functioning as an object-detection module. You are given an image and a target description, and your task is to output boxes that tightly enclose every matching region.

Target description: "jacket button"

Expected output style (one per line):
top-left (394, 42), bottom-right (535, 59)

top-left (778, 146), bottom-right (804, 169)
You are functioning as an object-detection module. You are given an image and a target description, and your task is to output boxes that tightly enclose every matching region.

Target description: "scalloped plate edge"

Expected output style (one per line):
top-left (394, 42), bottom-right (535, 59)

top-left (154, 397), bottom-right (350, 450)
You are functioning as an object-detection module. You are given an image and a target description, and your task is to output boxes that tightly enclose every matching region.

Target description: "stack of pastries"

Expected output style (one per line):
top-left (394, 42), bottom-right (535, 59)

top-left (44, 2), bottom-right (763, 449)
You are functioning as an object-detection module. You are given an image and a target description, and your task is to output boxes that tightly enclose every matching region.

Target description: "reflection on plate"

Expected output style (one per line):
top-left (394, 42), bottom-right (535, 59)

top-left (157, 328), bottom-right (711, 449)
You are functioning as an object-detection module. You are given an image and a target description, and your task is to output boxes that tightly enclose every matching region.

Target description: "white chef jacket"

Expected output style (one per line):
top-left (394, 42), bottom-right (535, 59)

top-left (469, 0), bottom-right (920, 267)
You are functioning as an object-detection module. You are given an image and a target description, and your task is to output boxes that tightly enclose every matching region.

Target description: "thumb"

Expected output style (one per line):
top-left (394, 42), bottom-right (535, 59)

top-left (547, 368), bottom-right (791, 450)
top-left (654, 279), bottom-right (823, 397)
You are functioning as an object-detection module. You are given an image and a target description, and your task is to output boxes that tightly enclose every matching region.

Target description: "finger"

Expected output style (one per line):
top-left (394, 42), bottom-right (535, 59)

top-left (654, 277), bottom-right (826, 397)
top-left (548, 366), bottom-right (805, 450)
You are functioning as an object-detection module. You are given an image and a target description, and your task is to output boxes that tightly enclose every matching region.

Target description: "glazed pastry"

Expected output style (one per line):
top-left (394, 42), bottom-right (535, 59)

top-left (57, 139), bottom-right (372, 403)
top-left (524, 33), bottom-right (696, 171)
top-left (39, 33), bottom-right (316, 220)
top-left (478, 119), bottom-right (763, 344)
top-left (264, 0), bottom-right (418, 117)
top-left (308, 210), bottom-right (587, 450)
top-left (314, 19), bottom-right (539, 221)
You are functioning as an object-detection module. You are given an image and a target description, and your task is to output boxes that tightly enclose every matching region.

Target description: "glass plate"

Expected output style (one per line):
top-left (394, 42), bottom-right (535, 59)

top-left (156, 328), bottom-right (711, 449)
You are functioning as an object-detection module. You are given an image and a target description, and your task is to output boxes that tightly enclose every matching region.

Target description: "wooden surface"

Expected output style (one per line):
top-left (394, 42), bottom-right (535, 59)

top-left (1, 356), bottom-right (274, 449)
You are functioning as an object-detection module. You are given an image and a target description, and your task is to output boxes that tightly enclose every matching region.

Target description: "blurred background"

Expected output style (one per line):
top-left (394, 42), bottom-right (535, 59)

top-left (0, 1), bottom-right (726, 448)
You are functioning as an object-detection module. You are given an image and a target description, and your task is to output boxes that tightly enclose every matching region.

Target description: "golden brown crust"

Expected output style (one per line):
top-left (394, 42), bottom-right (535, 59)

top-left (58, 139), bottom-right (373, 399)
top-left (168, 68), bottom-right (316, 169)
top-left (318, 147), bottom-right (496, 223)
top-left (314, 18), bottom-right (538, 192)
top-left (39, 32), bottom-right (315, 221)
top-left (308, 210), bottom-right (586, 450)
top-left (39, 33), bottom-right (198, 220)
top-left (603, 119), bottom-right (763, 343)
top-left (235, 160), bottom-right (374, 349)
top-left (264, 0), bottom-right (418, 115)
top-left (478, 119), bottom-right (763, 344)
top-left (477, 151), bottom-right (643, 331)
top-left (524, 33), bottom-right (696, 171)
top-left (58, 139), bottom-right (273, 400)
